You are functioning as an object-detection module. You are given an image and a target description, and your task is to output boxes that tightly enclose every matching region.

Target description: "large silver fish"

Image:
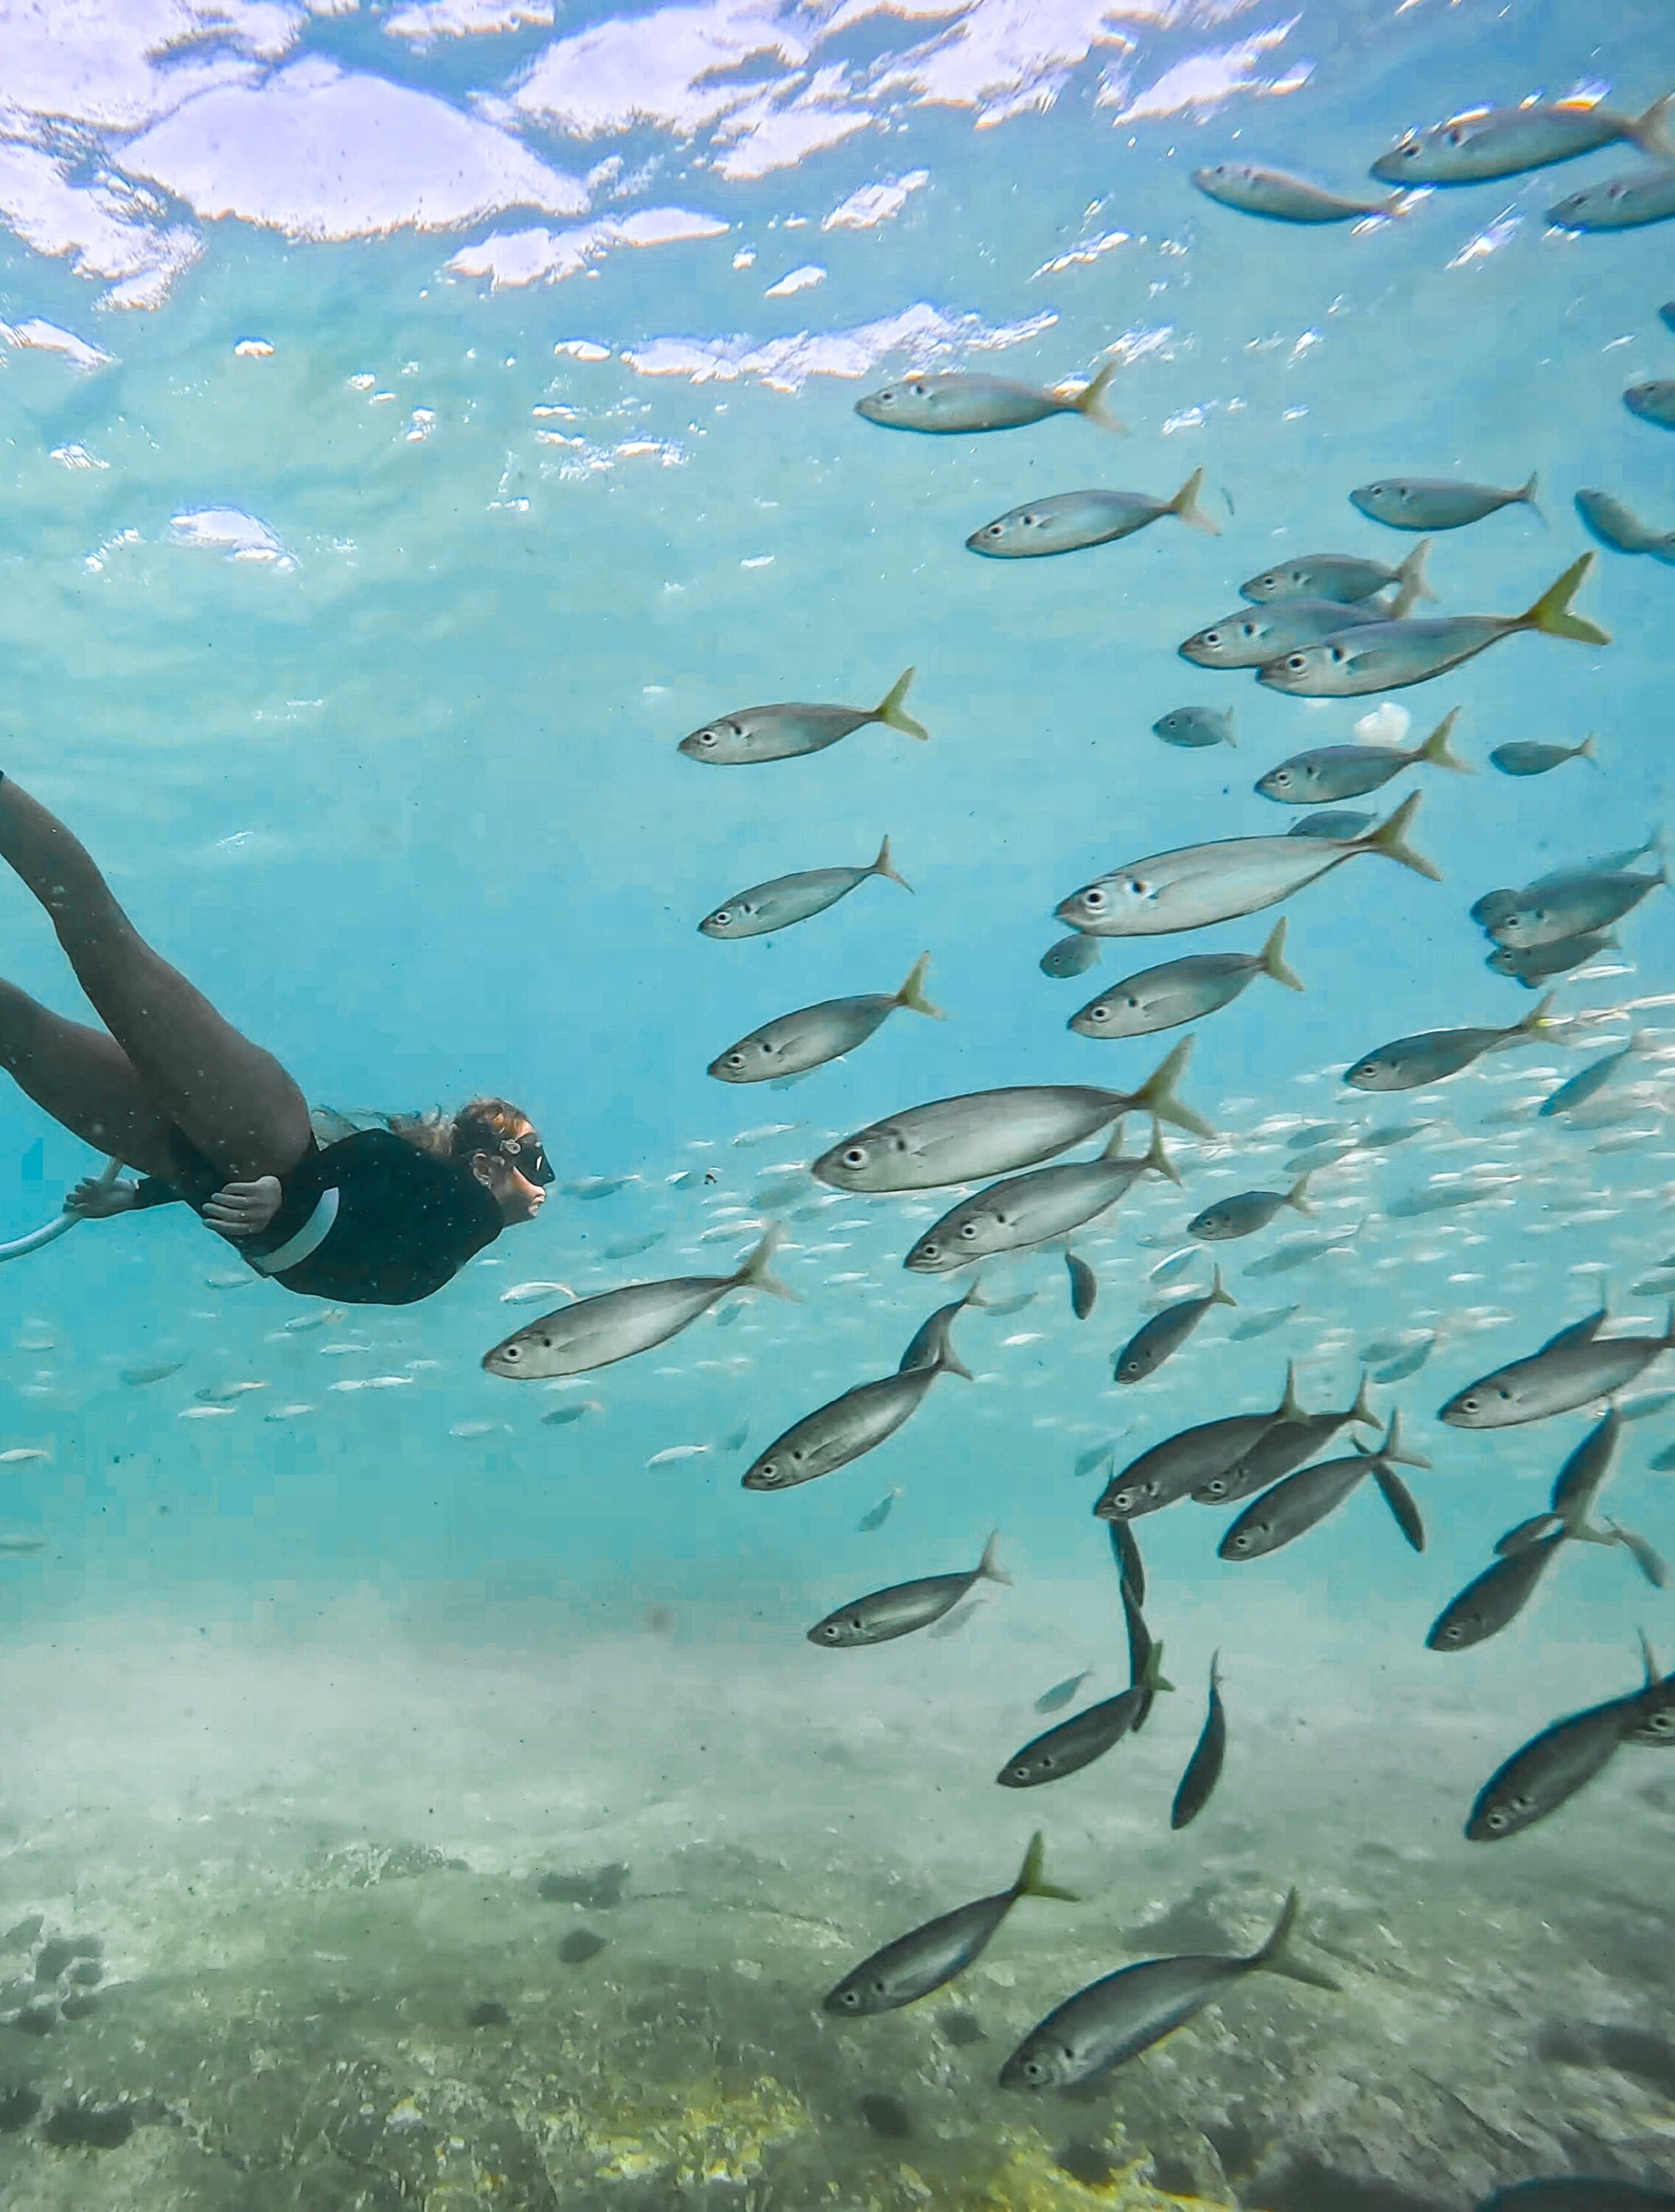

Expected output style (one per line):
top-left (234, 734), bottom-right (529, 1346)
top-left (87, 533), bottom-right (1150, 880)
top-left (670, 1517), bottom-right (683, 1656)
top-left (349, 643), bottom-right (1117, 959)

top-left (855, 361), bottom-right (1123, 434)
top-left (1441, 1308), bottom-right (1675, 1428)
top-left (481, 1229), bottom-right (792, 1378)
top-left (1257, 556), bottom-right (1609, 697)
top-left (1466, 1639), bottom-right (1669, 1843)
top-left (967, 470), bottom-right (1215, 557)
top-left (709, 954), bottom-right (942, 1082)
top-left (742, 1324), bottom-right (966, 1492)
top-left (902, 1122), bottom-right (1176, 1274)
top-left (1256, 710), bottom-right (1470, 804)
top-left (1241, 543), bottom-right (1432, 605)
top-left (822, 1832), bottom-right (1076, 2015)
top-left (1188, 1175), bottom-right (1311, 1241)
top-left (1194, 1374), bottom-right (1379, 1505)
top-left (1219, 1412), bottom-right (1427, 1561)
top-left (811, 1040), bottom-right (1212, 1192)
top-left (997, 1644), bottom-right (1166, 1787)
top-left (1095, 1366), bottom-right (1303, 1521)
top-left (1575, 487), bottom-right (1675, 560)
top-left (679, 670), bottom-right (926, 764)
top-left (1193, 163), bottom-right (1403, 222)
top-left (999, 1889), bottom-right (1335, 2089)
top-left (1483, 863), bottom-right (1665, 948)
top-left (1371, 94), bottom-right (1674, 184)
top-left (1070, 919), bottom-right (1302, 1037)
top-left (1056, 792), bottom-right (1438, 938)
top-left (808, 1532), bottom-right (1009, 1647)
top-left (1180, 596), bottom-right (1402, 669)
top-left (1350, 474), bottom-right (1538, 531)
top-left (1344, 992), bottom-right (1554, 1091)
top-left (699, 837), bottom-right (910, 938)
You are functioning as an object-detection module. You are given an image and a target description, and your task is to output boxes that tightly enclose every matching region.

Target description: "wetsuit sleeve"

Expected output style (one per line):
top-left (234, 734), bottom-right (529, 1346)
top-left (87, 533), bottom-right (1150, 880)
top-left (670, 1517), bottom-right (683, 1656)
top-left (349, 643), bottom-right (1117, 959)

top-left (130, 1177), bottom-right (185, 1210)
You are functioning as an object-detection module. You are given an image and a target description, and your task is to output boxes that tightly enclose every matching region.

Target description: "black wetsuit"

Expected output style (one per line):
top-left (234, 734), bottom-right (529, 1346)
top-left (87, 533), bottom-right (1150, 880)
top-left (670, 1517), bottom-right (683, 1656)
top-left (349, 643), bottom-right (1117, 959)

top-left (132, 1127), bottom-right (502, 1304)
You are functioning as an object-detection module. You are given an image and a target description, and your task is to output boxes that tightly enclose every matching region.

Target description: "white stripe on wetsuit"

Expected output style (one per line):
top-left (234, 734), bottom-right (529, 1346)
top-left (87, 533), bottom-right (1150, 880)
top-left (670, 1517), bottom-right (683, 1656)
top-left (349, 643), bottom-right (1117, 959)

top-left (247, 1186), bottom-right (341, 1277)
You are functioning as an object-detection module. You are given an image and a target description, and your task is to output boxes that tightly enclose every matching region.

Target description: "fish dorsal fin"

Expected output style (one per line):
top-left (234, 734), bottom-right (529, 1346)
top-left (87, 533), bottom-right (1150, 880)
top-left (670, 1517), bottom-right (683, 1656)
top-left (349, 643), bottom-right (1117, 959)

top-left (1275, 1360), bottom-right (1303, 1422)
top-left (1545, 1308), bottom-right (1608, 1353)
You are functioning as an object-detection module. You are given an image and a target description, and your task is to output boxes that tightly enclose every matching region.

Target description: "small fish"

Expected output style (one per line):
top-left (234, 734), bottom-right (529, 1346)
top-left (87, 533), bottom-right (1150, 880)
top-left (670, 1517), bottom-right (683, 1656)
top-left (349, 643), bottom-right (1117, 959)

top-left (997, 1644), bottom-right (1166, 1787)
top-left (1288, 810), bottom-right (1376, 841)
top-left (1351, 473), bottom-right (1539, 532)
top-left (967, 470), bottom-right (1215, 557)
top-left (999, 1889), bottom-right (1335, 2089)
top-left (265, 1402), bottom-right (316, 1422)
top-left (1241, 1223), bottom-right (1359, 1277)
top-left (1575, 486), bottom-right (1675, 560)
top-left (1540, 1033), bottom-right (1643, 1117)
top-left (1489, 734), bottom-right (1598, 777)
top-left (1258, 556), bottom-right (1609, 698)
top-left (1486, 865), bottom-right (1666, 949)
top-left (1066, 1250), bottom-right (1098, 1320)
top-left (809, 1531), bottom-right (1009, 1646)
top-left (0, 1532), bottom-right (45, 1555)
top-left (1220, 1411), bottom-right (1427, 1561)
top-left (1180, 595), bottom-right (1410, 669)
top-left (647, 1444), bottom-right (709, 1467)
top-left (195, 1380), bottom-right (267, 1404)
top-left (1373, 1339), bottom-right (1438, 1382)
top-left (1188, 1175), bottom-right (1312, 1242)
top-left (1040, 933), bottom-right (1100, 979)
top-left (709, 954), bottom-right (942, 1083)
top-left (823, 1832), bottom-right (1076, 2015)
top-left (857, 1485), bottom-right (902, 1532)
top-left (450, 1419), bottom-right (507, 1439)
top-left (1154, 704), bottom-right (1235, 749)
top-left (1256, 709), bottom-right (1471, 804)
top-left (1149, 1245), bottom-right (1201, 1287)
top-left (813, 1043), bottom-right (1212, 1192)
top-left (121, 1359), bottom-right (183, 1387)
top-left (540, 1400), bottom-right (602, 1425)
top-left (1371, 94), bottom-right (1675, 184)
top-left (904, 1121), bottom-right (1176, 1273)
top-left (1073, 1439), bottom-right (1118, 1481)
top-left (1466, 1638), bottom-right (1669, 1841)
top-left (1035, 1668), bottom-right (1093, 1713)
top-left (1070, 919), bottom-right (1303, 1040)
top-left (562, 1175), bottom-right (633, 1200)
top-left (977, 1290), bottom-right (1037, 1317)
top-left (1112, 1268), bottom-right (1235, 1384)
top-left (1193, 163), bottom-right (1404, 223)
top-left (1345, 993), bottom-right (1554, 1091)
top-left (857, 360), bottom-right (1124, 435)
top-left (1057, 793), bottom-right (1437, 939)
top-left (1241, 544), bottom-right (1432, 605)
top-left (179, 1403), bottom-right (236, 1418)
top-left (1487, 931), bottom-right (1619, 987)
top-left (1441, 1307), bottom-right (1675, 1428)
top-left (0, 1447), bottom-right (51, 1464)
top-left (744, 1325), bottom-right (965, 1492)
top-left (1096, 1365), bottom-right (1303, 1520)
top-left (720, 1419), bottom-right (751, 1451)
top-left (699, 836), bottom-right (910, 939)
top-left (602, 1234), bottom-right (664, 1261)
top-left (484, 1228), bottom-right (793, 1378)
top-left (1170, 1655), bottom-right (1227, 1829)
top-left (680, 670), bottom-right (926, 764)
top-left (1550, 167), bottom-right (1675, 232)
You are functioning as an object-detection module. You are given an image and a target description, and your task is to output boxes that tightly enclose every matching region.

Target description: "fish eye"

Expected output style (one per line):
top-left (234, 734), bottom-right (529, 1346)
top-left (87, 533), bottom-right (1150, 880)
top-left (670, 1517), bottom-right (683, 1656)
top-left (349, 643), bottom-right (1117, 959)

top-left (958, 1222), bottom-right (978, 1239)
top-left (1024, 2059), bottom-right (1046, 2081)
top-left (756, 1459), bottom-right (776, 1481)
top-left (839, 1988), bottom-right (861, 2006)
top-left (820, 1623), bottom-right (842, 1641)
top-left (1087, 1005), bottom-right (1110, 1023)
top-left (709, 908), bottom-right (731, 927)
top-left (1284, 654), bottom-right (1308, 672)
top-left (984, 522), bottom-right (1006, 538)
top-left (501, 1343), bottom-right (521, 1362)
top-left (1202, 630), bottom-right (1222, 647)
top-left (1485, 1806), bottom-right (1508, 1831)
top-left (918, 1242), bottom-right (939, 1262)
top-left (1082, 887), bottom-right (1107, 911)
top-left (725, 1052), bottom-right (746, 1070)
top-left (841, 1145), bottom-right (868, 1168)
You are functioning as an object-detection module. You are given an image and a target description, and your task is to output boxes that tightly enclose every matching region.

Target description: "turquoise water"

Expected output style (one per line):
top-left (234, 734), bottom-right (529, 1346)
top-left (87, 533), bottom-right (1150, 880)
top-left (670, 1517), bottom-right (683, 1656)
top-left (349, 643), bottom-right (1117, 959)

top-left (2, 0), bottom-right (1675, 2203)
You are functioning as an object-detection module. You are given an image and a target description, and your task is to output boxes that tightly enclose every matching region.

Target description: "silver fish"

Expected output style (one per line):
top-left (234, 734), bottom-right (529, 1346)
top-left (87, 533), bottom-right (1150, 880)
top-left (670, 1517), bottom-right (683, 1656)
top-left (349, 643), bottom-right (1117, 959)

top-left (1371, 94), bottom-right (1674, 184)
top-left (1188, 1174), bottom-right (1312, 1241)
top-left (967, 469), bottom-right (1215, 557)
top-left (1228, 1302), bottom-right (1300, 1340)
top-left (1112, 1267), bottom-right (1235, 1384)
top-left (904, 1124), bottom-right (1176, 1273)
top-left (1036, 1667), bottom-right (1094, 1712)
top-left (482, 1228), bottom-right (792, 1378)
top-left (1180, 596), bottom-right (1401, 669)
top-left (679, 669), bottom-right (926, 763)
top-left (1219, 1411), bottom-right (1427, 1561)
top-left (1441, 1307), bottom-right (1675, 1428)
top-left (997, 1644), bottom-right (1166, 1787)
top-left (1242, 1222), bottom-right (1359, 1276)
top-left (1258, 557), bottom-right (1609, 696)
top-left (1194, 1374), bottom-right (1379, 1505)
top-left (1484, 864), bottom-right (1665, 948)
top-left (812, 1041), bottom-right (1213, 1192)
top-left (1488, 931), bottom-right (1618, 987)
top-left (999, 1889), bottom-right (1334, 2089)
top-left (1466, 1641), bottom-right (1666, 1841)
top-left (823, 1832), bottom-right (1076, 2015)
top-left (1344, 993), bottom-right (1553, 1090)
top-left (1351, 473), bottom-right (1538, 531)
top-left (1575, 486), bottom-right (1675, 560)
top-left (1550, 167), bottom-right (1675, 232)
top-left (897, 1286), bottom-right (981, 1377)
top-left (742, 1331), bottom-right (965, 1492)
top-left (1289, 810), bottom-right (1374, 841)
top-left (1169, 1655), bottom-right (1226, 1830)
top-left (1241, 543), bottom-right (1432, 605)
top-left (1040, 932), bottom-right (1100, 978)
top-left (1096, 1366), bottom-right (1303, 1520)
top-left (1256, 708), bottom-right (1470, 804)
top-left (1193, 162), bottom-right (1403, 222)
top-left (1056, 793), bottom-right (1438, 938)
top-left (856, 360), bottom-right (1124, 434)
top-left (857, 1485), bottom-right (902, 1532)
top-left (708, 954), bottom-right (942, 1082)
top-left (1540, 1034), bottom-right (1641, 1117)
top-left (1489, 735), bottom-right (1598, 776)
top-left (1154, 703), bottom-right (1235, 748)
top-left (809, 1531), bottom-right (1009, 1646)
top-left (699, 836), bottom-right (910, 938)
top-left (1624, 379), bottom-right (1675, 428)
top-left (1070, 919), bottom-right (1302, 1038)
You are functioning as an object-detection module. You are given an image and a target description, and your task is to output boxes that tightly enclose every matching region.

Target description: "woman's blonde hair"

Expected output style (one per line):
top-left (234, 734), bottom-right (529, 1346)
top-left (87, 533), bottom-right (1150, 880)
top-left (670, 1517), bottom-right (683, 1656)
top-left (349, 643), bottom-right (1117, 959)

top-left (391, 1097), bottom-right (531, 1164)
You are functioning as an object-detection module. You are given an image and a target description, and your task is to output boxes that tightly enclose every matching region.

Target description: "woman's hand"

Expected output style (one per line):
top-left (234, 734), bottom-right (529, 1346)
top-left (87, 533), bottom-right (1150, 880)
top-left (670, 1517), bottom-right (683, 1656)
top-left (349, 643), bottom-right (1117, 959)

top-left (65, 1177), bottom-right (139, 1220)
top-left (203, 1176), bottom-right (282, 1242)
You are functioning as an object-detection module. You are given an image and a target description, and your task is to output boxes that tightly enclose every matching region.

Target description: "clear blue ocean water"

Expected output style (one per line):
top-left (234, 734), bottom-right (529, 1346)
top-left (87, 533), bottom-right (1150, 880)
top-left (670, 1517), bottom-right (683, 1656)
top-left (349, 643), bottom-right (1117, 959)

top-left (1, 0), bottom-right (1673, 2203)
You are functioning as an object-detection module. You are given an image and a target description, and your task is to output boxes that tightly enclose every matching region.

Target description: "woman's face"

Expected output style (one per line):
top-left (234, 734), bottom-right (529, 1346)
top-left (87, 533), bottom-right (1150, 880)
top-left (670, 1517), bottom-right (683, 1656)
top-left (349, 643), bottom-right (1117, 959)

top-left (473, 1123), bottom-right (548, 1225)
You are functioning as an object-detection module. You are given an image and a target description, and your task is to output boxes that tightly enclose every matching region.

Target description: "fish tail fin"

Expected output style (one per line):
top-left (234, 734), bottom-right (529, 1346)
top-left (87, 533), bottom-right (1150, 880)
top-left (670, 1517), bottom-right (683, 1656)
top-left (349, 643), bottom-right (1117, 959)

top-left (1629, 90), bottom-right (1675, 157)
top-left (1601, 1517), bottom-right (1670, 1589)
top-left (1349, 1370), bottom-right (1379, 1428)
top-left (1390, 535), bottom-right (1435, 616)
top-left (894, 952), bottom-right (945, 1020)
top-left (1508, 990), bottom-right (1560, 1046)
top-left (1208, 1264), bottom-right (1236, 1310)
top-left (1517, 553), bottom-right (1611, 647)
top-left (1260, 917), bottom-right (1306, 992)
top-left (1497, 1511), bottom-right (1561, 1555)
top-left (875, 668), bottom-right (929, 740)
top-left (871, 834), bottom-right (913, 892)
top-left (736, 1223), bottom-right (798, 1303)
top-left (1575, 733), bottom-right (1601, 768)
top-left (1286, 1172), bottom-right (1312, 1215)
top-left (961, 1273), bottom-right (994, 1312)
top-left (1418, 706), bottom-right (1472, 773)
top-left (938, 1338), bottom-right (975, 1382)
top-left (1376, 1409), bottom-right (1431, 1470)
top-left (1517, 469), bottom-right (1544, 521)
top-left (1372, 1466), bottom-right (1426, 1551)
top-left (1222, 710), bottom-right (1236, 748)
top-left (1142, 1637), bottom-right (1174, 1697)
top-left (1146, 1119), bottom-right (1183, 1186)
top-left (1167, 465), bottom-right (1220, 536)
top-left (1014, 1829), bottom-right (1081, 1904)
top-left (1250, 1890), bottom-right (1340, 1989)
top-left (1073, 358), bottom-right (1126, 431)
top-left (1128, 1037), bottom-right (1216, 1140)
top-left (976, 1529), bottom-right (1012, 1586)
top-left (1356, 791), bottom-right (1441, 880)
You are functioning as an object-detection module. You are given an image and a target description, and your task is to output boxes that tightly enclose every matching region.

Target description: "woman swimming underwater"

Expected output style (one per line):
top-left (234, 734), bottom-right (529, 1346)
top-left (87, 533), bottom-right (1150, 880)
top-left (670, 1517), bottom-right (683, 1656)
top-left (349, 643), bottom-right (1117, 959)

top-left (0, 775), bottom-right (549, 1304)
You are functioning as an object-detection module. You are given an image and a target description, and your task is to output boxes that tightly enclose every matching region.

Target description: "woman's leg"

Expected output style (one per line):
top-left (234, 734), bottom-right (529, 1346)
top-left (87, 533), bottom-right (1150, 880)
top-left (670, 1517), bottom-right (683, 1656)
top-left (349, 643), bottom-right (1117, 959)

top-left (0, 778), bottom-right (313, 1181)
top-left (0, 980), bottom-right (178, 1178)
